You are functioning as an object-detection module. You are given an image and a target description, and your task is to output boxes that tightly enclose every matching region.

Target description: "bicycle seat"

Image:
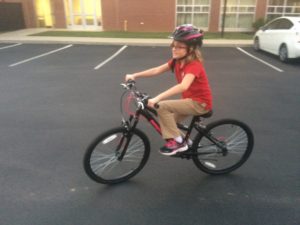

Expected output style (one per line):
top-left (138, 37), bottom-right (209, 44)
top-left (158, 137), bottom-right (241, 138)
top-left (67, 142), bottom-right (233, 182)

top-left (194, 110), bottom-right (213, 119)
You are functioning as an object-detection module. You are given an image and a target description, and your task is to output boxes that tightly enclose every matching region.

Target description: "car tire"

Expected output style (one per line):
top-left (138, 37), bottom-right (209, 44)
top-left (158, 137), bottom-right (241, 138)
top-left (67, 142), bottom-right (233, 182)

top-left (279, 44), bottom-right (289, 62)
top-left (254, 37), bottom-right (260, 51)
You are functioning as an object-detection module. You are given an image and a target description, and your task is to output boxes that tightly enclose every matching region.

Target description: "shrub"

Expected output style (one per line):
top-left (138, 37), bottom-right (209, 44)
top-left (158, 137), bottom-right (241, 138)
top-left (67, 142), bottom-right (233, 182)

top-left (252, 18), bottom-right (266, 31)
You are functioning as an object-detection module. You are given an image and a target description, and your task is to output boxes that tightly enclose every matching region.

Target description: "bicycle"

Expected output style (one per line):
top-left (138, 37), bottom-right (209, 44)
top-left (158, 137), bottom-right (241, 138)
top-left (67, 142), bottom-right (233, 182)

top-left (83, 80), bottom-right (254, 184)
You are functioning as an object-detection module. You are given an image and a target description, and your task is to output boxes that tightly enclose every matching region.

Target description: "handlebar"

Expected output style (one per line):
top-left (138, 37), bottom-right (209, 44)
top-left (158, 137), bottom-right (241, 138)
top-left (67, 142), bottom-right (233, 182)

top-left (121, 79), bottom-right (136, 90)
top-left (121, 80), bottom-right (149, 109)
top-left (120, 80), bottom-right (159, 109)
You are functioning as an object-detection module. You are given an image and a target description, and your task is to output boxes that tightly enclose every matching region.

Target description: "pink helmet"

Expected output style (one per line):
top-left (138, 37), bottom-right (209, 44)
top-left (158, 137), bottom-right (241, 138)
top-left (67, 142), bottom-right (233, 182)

top-left (170, 24), bottom-right (204, 47)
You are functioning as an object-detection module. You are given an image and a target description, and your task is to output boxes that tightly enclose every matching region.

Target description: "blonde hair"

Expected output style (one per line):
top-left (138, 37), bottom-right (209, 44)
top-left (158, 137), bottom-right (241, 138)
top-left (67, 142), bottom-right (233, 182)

top-left (185, 46), bottom-right (203, 63)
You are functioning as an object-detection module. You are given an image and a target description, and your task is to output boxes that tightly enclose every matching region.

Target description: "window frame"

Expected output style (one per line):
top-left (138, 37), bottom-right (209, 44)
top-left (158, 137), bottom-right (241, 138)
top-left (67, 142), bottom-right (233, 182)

top-left (219, 0), bottom-right (257, 32)
top-left (176, 0), bottom-right (211, 30)
top-left (266, 0), bottom-right (300, 21)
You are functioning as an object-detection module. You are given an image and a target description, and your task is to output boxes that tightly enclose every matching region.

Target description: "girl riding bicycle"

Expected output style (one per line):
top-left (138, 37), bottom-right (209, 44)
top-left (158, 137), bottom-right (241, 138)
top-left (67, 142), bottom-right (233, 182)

top-left (125, 24), bottom-right (213, 156)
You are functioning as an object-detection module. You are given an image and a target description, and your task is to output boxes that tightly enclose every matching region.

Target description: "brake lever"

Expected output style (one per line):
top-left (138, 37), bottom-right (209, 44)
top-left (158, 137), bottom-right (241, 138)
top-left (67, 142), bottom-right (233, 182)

top-left (120, 80), bottom-right (136, 90)
top-left (120, 83), bottom-right (128, 89)
top-left (137, 101), bottom-right (145, 110)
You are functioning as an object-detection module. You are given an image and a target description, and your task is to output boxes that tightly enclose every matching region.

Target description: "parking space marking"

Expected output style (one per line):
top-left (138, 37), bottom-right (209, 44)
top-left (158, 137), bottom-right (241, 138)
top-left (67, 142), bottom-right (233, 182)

top-left (9, 44), bottom-right (73, 67)
top-left (0, 43), bottom-right (22, 50)
top-left (94, 45), bottom-right (127, 70)
top-left (237, 47), bottom-right (284, 73)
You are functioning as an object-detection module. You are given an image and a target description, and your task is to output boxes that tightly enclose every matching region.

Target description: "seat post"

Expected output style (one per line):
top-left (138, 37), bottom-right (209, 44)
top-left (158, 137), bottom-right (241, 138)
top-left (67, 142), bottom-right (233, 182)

top-left (183, 116), bottom-right (200, 143)
top-left (182, 111), bottom-right (212, 143)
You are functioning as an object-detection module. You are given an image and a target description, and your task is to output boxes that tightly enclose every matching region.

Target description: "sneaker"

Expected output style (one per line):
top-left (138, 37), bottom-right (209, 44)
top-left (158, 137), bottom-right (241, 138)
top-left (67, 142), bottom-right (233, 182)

top-left (160, 139), bottom-right (188, 156)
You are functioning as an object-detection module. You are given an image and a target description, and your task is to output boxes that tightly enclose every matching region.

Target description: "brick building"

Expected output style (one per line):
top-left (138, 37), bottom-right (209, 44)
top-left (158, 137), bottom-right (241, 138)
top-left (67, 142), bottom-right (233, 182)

top-left (0, 0), bottom-right (299, 32)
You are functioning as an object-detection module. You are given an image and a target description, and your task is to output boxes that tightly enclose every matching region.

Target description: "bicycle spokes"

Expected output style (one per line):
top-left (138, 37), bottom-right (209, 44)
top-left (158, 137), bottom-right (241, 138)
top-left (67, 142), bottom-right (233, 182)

top-left (84, 127), bottom-right (150, 184)
top-left (193, 120), bottom-right (253, 174)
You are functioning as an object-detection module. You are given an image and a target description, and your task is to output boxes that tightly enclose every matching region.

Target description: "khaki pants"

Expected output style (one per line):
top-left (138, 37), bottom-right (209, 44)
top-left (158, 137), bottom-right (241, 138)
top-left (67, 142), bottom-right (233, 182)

top-left (157, 98), bottom-right (209, 139)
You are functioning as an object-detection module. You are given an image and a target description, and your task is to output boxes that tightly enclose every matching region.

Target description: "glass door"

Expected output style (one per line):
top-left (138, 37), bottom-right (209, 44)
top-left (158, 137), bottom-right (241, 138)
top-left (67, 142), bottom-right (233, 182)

top-left (65, 0), bottom-right (101, 30)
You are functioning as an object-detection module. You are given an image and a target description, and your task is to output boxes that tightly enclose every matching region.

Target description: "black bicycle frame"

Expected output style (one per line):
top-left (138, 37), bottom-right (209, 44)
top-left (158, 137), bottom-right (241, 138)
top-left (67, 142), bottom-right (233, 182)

top-left (118, 106), bottom-right (226, 160)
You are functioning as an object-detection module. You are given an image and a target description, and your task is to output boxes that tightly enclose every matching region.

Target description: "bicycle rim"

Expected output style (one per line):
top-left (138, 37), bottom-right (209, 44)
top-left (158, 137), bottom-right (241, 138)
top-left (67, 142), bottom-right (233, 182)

top-left (84, 127), bottom-right (150, 184)
top-left (192, 119), bottom-right (254, 175)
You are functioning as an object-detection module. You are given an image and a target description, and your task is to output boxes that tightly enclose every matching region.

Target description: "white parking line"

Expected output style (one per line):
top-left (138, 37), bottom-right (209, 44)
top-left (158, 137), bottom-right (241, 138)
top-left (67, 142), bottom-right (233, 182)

top-left (94, 45), bottom-right (128, 70)
top-left (0, 43), bottom-right (22, 50)
top-left (236, 47), bottom-right (284, 73)
top-left (9, 44), bottom-right (73, 67)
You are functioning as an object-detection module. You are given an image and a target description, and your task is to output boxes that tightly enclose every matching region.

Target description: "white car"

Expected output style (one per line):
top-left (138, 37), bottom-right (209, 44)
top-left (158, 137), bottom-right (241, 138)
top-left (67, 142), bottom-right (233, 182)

top-left (253, 16), bottom-right (300, 62)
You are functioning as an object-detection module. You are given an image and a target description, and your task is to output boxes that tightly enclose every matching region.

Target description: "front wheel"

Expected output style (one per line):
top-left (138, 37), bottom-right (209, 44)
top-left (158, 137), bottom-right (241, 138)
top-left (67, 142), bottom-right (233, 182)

top-left (279, 44), bottom-right (289, 62)
top-left (83, 127), bottom-right (150, 184)
top-left (192, 119), bottom-right (254, 175)
top-left (253, 37), bottom-right (260, 51)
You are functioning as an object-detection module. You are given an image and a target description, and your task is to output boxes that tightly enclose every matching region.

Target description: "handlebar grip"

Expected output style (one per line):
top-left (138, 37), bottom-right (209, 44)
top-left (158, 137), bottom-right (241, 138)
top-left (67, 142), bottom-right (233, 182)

top-left (127, 79), bottom-right (135, 84)
top-left (154, 103), bottom-right (159, 109)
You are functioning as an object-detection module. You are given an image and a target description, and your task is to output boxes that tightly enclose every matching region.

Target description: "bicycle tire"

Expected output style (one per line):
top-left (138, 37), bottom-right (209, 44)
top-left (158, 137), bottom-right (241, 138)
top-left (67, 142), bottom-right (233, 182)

top-left (192, 119), bottom-right (254, 175)
top-left (83, 127), bottom-right (150, 184)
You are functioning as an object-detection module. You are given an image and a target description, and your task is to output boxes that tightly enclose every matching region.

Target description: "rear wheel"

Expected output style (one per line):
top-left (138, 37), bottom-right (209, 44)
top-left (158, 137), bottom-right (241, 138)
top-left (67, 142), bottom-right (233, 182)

top-left (192, 119), bottom-right (254, 175)
top-left (83, 127), bottom-right (150, 184)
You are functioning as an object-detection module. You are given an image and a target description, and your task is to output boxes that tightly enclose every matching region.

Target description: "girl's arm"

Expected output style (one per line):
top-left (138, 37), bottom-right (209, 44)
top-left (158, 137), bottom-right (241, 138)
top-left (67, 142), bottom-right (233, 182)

top-left (125, 63), bottom-right (169, 81)
top-left (148, 73), bottom-right (195, 107)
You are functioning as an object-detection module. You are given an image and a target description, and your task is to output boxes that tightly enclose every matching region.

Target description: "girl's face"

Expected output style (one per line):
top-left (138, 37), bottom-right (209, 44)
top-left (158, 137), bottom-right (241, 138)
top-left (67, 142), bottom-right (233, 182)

top-left (170, 41), bottom-right (188, 59)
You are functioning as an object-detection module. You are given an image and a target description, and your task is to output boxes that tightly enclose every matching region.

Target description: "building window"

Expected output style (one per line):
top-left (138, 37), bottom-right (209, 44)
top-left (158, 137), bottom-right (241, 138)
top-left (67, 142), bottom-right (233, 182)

top-left (176, 0), bottom-right (211, 29)
top-left (267, 0), bottom-right (300, 21)
top-left (64, 0), bottom-right (101, 30)
top-left (35, 0), bottom-right (53, 27)
top-left (220, 0), bottom-right (256, 31)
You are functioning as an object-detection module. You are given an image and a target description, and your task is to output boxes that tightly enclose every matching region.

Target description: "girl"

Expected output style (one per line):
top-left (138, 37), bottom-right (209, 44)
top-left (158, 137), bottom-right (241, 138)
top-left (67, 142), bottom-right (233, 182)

top-left (125, 24), bottom-right (213, 156)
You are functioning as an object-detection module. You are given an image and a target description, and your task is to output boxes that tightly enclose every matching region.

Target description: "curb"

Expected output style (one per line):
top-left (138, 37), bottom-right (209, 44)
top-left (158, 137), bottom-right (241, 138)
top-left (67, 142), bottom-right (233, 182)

top-left (0, 29), bottom-right (253, 47)
top-left (0, 38), bottom-right (253, 47)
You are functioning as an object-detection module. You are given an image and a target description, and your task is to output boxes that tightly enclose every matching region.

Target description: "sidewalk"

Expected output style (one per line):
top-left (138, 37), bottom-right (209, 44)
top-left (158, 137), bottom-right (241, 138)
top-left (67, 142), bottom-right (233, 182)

top-left (0, 28), bottom-right (253, 47)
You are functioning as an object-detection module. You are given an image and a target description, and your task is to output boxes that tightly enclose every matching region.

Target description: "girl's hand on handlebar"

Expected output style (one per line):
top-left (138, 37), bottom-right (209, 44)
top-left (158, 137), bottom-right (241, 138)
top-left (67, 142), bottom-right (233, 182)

top-left (147, 98), bottom-right (159, 109)
top-left (125, 74), bottom-right (135, 82)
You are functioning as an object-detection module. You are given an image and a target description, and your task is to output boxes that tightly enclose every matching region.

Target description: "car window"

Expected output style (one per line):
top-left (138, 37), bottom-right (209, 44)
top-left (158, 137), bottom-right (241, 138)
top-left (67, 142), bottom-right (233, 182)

top-left (277, 19), bottom-right (293, 29)
top-left (266, 19), bottom-right (281, 30)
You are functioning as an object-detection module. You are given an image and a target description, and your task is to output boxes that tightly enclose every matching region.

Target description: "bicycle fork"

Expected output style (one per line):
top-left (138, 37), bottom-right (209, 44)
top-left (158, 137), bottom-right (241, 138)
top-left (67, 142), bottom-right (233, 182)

top-left (117, 114), bottom-right (140, 161)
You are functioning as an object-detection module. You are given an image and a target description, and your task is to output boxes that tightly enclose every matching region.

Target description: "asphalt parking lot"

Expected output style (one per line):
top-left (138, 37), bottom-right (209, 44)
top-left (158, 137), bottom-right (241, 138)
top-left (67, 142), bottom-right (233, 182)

top-left (0, 43), bottom-right (299, 225)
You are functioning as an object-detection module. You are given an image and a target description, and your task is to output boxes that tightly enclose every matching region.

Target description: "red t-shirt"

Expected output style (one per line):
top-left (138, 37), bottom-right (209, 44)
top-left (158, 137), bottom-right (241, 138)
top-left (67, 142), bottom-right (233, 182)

top-left (168, 59), bottom-right (213, 110)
